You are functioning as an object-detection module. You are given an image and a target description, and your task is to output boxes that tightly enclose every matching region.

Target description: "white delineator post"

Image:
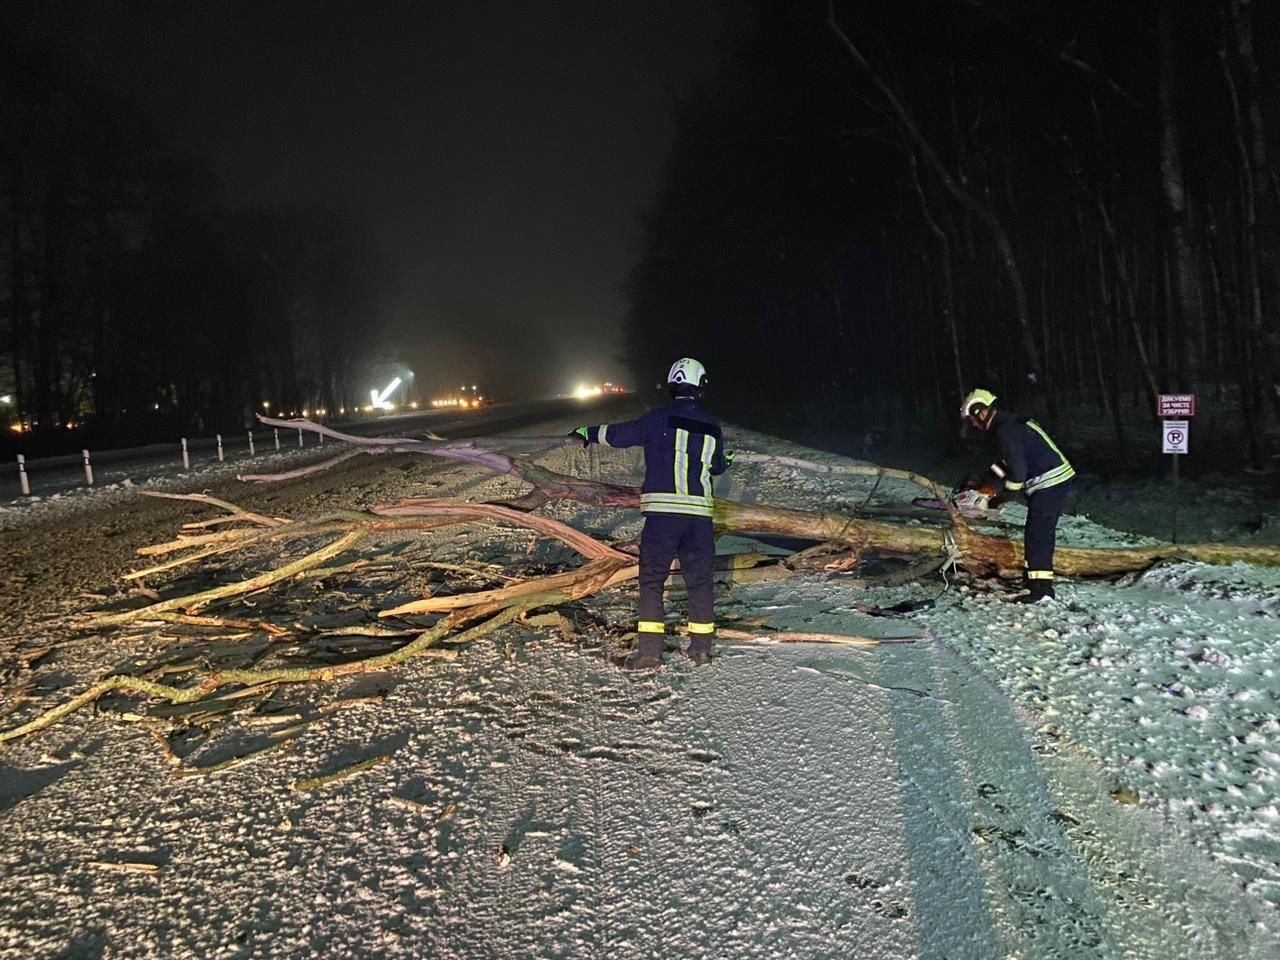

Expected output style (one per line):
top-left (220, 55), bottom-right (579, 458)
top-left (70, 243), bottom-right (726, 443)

top-left (16, 455), bottom-right (30, 496)
top-left (82, 449), bottom-right (94, 486)
top-left (319, 430), bottom-right (324, 446)
top-left (248, 431), bottom-right (256, 456)
top-left (216, 434), bottom-right (225, 462)
top-left (274, 429), bottom-right (280, 451)
top-left (182, 438), bottom-right (190, 470)
top-left (298, 428), bottom-right (303, 448)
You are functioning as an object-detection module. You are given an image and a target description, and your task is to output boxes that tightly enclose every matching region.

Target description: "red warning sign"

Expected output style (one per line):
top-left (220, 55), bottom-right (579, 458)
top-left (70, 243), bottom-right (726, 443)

top-left (1158, 394), bottom-right (1195, 418)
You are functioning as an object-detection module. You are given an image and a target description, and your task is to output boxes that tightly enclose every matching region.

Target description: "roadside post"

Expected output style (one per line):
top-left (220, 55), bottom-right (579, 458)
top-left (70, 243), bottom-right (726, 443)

top-left (16, 455), bottom-right (30, 496)
top-left (182, 438), bottom-right (190, 470)
top-left (298, 428), bottom-right (304, 448)
top-left (1158, 393), bottom-right (1195, 543)
top-left (217, 434), bottom-right (224, 462)
top-left (248, 431), bottom-right (256, 456)
top-left (274, 429), bottom-right (280, 451)
top-left (82, 449), bottom-right (94, 487)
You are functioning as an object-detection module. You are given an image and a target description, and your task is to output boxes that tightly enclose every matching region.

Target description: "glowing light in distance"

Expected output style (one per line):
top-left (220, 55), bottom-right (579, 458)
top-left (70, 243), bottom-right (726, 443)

top-left (369, 377), bottom-right (403, 410)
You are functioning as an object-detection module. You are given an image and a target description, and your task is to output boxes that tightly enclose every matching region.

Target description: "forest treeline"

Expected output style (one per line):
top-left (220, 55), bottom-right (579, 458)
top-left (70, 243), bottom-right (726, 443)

top-left (0, 34), bottom-right (391, 454)
top-left (626, 0), bottom-right (1280, 465)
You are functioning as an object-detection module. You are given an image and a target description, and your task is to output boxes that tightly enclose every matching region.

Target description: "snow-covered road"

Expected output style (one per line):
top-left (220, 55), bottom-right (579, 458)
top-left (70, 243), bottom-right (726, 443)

top-left (1, 410), bottom-right (1277, 959)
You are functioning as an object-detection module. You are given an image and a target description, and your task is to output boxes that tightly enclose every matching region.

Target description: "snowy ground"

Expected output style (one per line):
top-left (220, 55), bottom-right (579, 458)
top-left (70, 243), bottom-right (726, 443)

top-left (1, 405), bottom-right (1278, 959)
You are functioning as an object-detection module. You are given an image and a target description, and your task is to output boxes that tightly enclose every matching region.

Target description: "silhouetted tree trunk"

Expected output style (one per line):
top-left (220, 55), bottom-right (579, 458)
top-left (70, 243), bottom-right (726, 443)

top-left (7, 156), bottom-right (29, 424)
top-left (910, 155), bottom-right (964, 412)
top-left (828, 2), bottom-right (1048, 409)
top-left (1226, 0), bottom-right (1280, 426)
top-left (1158, 2), bottom-right (1199, 392)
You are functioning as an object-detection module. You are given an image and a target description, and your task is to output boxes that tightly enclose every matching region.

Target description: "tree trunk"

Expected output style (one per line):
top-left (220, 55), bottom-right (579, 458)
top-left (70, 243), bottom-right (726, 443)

top-left (1158, 2), bottom-right (1200, 392)
top-left (1228, 0), bottom-right (1280, 423)
top-left (827, 4), bottom-right (1046, 399)
top-left (1218, 18), bottom-right (1268, 465)
top-left (910, 155), bottom-right (964, 412)
top-left (7, 155), bottom-right (28, 425)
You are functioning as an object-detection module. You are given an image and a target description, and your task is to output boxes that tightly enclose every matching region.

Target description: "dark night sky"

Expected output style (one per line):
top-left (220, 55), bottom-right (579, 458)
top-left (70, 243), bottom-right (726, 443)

top-left (14, 1), bottom-right (731, 399)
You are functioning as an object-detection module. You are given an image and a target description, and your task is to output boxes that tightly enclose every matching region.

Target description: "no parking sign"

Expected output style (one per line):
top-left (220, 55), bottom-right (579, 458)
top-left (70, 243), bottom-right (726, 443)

top-left (1162, 419), bottom-right (1189, 454)
top-left (1158, 394), bottom-right (1194, 543)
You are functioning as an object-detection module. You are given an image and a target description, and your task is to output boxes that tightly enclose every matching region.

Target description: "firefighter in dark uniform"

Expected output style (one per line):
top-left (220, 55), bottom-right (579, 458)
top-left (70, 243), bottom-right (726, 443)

top-left (961, 388), bottom-right (1075, 602)
top-left (571, 358), bottom-right (731, 668)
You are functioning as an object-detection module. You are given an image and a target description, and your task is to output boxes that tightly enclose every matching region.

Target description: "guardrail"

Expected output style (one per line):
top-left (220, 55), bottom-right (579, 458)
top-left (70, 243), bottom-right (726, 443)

top-left (3, 427), bottom-right (325, 501)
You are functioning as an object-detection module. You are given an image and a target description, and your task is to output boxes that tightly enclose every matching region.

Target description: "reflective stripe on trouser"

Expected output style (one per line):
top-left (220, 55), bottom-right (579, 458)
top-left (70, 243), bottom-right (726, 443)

top-left (687, 621), bottom-right (716, 635)
top-left (1024, 479), bottom-right (1073, 581)
top-left (637, 513), bottom-right (716, 626)
top-left (637, 620), bottom-right (666, 634)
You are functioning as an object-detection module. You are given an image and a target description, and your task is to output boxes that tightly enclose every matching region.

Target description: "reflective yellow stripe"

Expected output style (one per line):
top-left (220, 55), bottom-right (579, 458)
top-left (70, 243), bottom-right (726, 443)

top-left (1033, 462), bottom-right (1073, 482)
top-left (1005, 480), bottom-right (1025, 491)
top-left (688, 621), bottom-right (716, 634)
top-left (598, 424), bottom-right (611, 447)
top-left (640, 502), bottom-right (714, 518)
top-left (674, 428), bottom-right (689, 495)
top-left (640, 492), bottom-right (713, 508)
top-left (1027, 468), bottom-right (1076, 493)
top-left (1024, 421), bottom-right (1073, 493)
top-left (1027, 420), bottom-right (1069, 462)
top-left (699, 434), bottom-right (714, 498)
top-left (637, 620), bottom-right (666, 634)
top-left (1027, 464), bottom-right (1075, 493)
top-left (1026, 570), bottom-right (1055, 580)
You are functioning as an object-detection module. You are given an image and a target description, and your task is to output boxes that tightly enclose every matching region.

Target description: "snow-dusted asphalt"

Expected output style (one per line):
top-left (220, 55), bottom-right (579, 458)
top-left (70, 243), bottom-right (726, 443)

top-left (1, 403), bottom-right (1277, 959)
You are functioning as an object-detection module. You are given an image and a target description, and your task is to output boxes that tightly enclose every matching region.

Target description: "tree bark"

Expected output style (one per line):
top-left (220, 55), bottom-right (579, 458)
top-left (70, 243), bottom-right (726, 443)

top-left (1158, 2), bottom-right (1200, 391)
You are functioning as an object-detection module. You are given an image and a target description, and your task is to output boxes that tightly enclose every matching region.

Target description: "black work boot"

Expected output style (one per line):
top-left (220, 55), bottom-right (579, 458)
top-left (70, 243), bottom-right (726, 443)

top-left (683, 634), bottom-right (713, 666)
top-left (623, 633), bottom-right (665, 670)
top-left (1017, 581), bottom-right (1056, 603)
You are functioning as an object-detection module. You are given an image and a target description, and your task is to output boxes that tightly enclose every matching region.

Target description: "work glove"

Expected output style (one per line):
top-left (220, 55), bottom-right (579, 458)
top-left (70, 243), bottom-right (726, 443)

top-left (568, 426), bottom-right (590, 447)
top-left (724, 451), bottom-right (735, 468)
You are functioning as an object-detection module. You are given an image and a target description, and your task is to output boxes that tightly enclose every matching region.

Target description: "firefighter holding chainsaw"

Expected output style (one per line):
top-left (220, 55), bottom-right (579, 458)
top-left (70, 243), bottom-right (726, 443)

top-left (960, 388), bottom-right (1075, 602)
top-left (570, 358), bottom-right (731, 668)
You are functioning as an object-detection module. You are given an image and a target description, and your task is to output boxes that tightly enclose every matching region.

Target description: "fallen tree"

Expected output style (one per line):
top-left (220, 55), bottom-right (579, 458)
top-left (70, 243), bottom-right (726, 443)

top-left (3, 415), bottom-right (1278, 747)
top-left (251, 415), bottom-right (1280, 577)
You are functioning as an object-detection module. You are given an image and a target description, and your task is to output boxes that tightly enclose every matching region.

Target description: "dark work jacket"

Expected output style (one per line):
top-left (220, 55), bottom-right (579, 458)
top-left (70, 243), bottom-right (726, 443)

top-left (586, 400), bottom-right (728, 517)
top-left (987, 410), bottom-right (1075, 495)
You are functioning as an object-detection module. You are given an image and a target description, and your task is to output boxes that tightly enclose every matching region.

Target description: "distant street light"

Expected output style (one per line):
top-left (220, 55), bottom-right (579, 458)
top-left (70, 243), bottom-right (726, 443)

top-left (370, 376), bottom-right (402, 411)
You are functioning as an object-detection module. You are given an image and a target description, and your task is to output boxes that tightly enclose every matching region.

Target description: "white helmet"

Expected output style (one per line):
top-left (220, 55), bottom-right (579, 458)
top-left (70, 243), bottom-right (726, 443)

top-left (667, 357), bottom-right (708, 389)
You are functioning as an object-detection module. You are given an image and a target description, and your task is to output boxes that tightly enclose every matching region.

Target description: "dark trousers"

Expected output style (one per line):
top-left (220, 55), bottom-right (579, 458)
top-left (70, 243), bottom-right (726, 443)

top-left (1024, 480), bottom-right (1073, 576)
top-left (637, 513), bottom-right (716, 625)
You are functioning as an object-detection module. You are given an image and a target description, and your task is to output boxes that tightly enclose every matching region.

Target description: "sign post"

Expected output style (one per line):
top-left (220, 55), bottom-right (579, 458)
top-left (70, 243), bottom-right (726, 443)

top-left (1158, 393), bottom-right (1195, 544)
